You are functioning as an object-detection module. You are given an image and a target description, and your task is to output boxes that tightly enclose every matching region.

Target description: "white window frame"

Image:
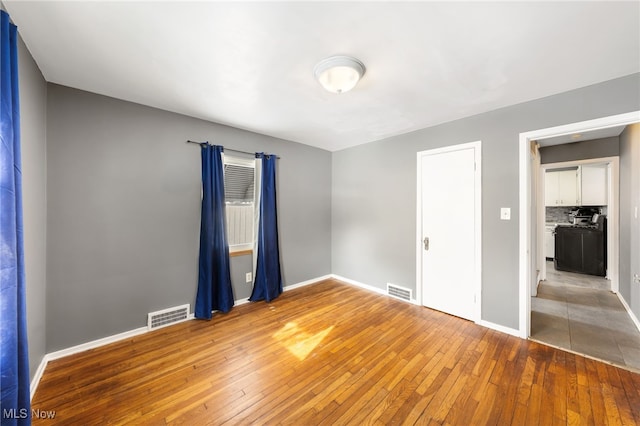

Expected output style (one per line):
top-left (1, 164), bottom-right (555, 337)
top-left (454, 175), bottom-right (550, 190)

top-left (224, 155), bottom-right (255, 254)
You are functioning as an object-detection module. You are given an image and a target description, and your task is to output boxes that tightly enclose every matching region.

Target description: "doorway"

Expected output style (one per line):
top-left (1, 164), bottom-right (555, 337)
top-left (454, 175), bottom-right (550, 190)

top-left (518, 111), bottom-right (640, 338)
top-left (538, 157), bottom-right (618, 290)
top-left (416, 141), bottom-right (481, 322)
top-left (532, 156), bottom-right (640, 368)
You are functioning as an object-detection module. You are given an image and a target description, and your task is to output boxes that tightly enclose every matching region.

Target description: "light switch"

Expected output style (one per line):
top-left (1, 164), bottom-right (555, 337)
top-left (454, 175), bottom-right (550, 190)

top-left (500, 207), bottom-right (511, 220)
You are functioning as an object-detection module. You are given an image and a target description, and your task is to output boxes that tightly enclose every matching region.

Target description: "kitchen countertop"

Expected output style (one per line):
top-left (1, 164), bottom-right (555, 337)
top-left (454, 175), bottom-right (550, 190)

top-left (546, 222), bottom-right (571, 227)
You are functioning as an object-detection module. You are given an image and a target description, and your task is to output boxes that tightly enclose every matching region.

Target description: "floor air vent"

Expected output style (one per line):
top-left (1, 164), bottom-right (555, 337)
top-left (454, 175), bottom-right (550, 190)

top-left (387, 283), bottom-right (412, 302)
top-left (148, 304), bottom-right (190, 330)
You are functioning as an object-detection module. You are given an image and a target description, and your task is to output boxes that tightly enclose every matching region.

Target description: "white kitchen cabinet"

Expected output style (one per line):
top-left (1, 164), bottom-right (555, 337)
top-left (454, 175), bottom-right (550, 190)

top-left (580, 164), bottom-right (607, 206)
top-left (545, 171), bottom-right (559, 206)
top-left (545, 169), bottom-right (579, 206)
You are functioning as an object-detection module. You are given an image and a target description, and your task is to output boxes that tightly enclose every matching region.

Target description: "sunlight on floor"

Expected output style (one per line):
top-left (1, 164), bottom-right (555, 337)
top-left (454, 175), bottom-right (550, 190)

top-left (272, 322), bottom-right (334, 361)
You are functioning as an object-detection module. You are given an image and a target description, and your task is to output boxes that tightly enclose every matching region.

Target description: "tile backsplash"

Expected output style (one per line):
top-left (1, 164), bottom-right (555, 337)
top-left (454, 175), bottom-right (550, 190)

top-left (546, 207), bottom-right (573, 223)
top-left (545, 206), bottom-right (605, 223)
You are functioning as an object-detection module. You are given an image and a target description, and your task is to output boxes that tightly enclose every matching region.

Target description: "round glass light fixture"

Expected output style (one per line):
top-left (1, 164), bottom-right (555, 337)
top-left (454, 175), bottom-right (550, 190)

top-left (314, 56), bottom-right (366, 94)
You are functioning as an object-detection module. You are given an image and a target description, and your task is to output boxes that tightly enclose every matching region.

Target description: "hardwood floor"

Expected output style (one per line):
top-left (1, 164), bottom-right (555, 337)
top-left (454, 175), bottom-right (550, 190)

top-left (32, 279), bottom-right (640, 425)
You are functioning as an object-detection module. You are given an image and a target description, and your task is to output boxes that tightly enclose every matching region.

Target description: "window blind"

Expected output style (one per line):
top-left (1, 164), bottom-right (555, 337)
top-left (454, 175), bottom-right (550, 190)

top-left (224, 163), bottom-right (254, 203)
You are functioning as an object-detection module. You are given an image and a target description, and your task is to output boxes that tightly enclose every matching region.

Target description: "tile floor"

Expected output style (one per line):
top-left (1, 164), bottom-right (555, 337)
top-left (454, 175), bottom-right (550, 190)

top-left (531, 261), bottom-right (640, 371)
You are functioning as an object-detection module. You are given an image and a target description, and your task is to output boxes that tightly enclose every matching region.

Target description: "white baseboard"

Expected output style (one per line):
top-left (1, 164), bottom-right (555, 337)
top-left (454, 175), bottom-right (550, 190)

top-left (476, 320), bottom-right (521, 337)
top-left (30, 356), bottom-right (48, 401)
top-left (30, 325), bottom-right (147, 401)
top-left (234, 297), bottom-right (251, 306)
top-left (330, 274), bottom-right (420, 305)
top-left (616, 292), bottom-right (640, 333)
top-left (230, 275), bottom-right (330, 306)
top-left (46, 326), bottom-right (149, 362)
top-left (330, 274), bottom-right (387, 296)
top-left (285, 274), bottom-right (333, 292)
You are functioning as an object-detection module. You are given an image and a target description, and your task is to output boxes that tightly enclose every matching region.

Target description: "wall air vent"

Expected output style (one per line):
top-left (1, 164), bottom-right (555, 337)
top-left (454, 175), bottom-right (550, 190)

top-left (147, 304), bottom-right (190, 330)
top-left (387, 283), bottom-right (412, 302)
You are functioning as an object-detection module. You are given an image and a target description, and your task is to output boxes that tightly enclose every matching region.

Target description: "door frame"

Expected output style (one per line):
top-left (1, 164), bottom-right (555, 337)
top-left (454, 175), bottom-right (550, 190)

top-left (416, 140), bottom-right (482, 322)
top-left (518, 111), bottom-right (640, 338)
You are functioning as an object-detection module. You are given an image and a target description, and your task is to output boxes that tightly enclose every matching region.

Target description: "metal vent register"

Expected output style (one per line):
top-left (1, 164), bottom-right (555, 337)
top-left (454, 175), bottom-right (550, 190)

top-left (387, 284), bottom-right (412, 302)
top-left (147, 304), bottom-right (190, 330)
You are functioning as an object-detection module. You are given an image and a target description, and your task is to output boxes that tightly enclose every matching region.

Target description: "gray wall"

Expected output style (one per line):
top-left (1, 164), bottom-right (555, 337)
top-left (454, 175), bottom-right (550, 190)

top-left (619, 123), bottom-right (640, 320)
top-left (332, 73), bottom-right (640, 330)
top-left (46, 84), bottom-right (331, 351)
top-left (540, 136), bottom-right (620, 164)
top-left (18, 34), bottom-right (48, 380)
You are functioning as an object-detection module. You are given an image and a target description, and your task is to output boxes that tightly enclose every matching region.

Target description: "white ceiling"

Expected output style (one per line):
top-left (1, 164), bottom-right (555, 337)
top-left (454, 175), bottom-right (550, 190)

top-left (6, 1), bottom-right (640, 152)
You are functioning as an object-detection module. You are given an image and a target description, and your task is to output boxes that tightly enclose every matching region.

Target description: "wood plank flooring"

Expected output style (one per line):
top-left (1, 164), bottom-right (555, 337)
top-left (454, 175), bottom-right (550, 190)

top-left (32, 279), bottom-right (640, 425)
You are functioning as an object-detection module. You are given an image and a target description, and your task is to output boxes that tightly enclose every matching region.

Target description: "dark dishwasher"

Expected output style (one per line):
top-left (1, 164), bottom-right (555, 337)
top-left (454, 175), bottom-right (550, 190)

top-left (554, 216), bottom-right (607, 276)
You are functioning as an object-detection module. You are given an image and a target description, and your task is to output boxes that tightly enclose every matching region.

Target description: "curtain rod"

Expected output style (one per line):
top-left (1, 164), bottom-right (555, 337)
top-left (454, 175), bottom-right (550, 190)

top-left (186, 140), bottom-right (280, 159)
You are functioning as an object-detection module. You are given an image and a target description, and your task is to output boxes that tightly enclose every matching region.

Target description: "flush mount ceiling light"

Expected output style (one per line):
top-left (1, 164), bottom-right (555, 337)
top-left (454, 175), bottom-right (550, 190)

top-left (314, 56), bottom-right (366, 94)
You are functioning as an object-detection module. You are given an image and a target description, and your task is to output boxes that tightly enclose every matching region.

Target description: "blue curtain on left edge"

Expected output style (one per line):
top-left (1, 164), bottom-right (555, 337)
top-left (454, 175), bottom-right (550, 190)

top-left (195, 144), bottom-right (234, 319)
top-left (250, 153), bottom-right (283, 302)
top-left (1, 10), bottom-right (31, 425)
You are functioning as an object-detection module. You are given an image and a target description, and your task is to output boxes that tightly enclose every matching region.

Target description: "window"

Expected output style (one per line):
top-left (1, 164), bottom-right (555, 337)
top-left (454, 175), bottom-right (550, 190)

top-left (224, 155), bottom-right (255, 253)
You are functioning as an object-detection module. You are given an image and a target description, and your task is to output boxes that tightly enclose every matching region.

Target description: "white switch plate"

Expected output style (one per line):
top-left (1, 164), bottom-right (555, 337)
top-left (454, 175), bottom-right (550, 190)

top-left (246, 272), bottom-right (252, 283)
top-left (500, 207), bottom-right (511, 220)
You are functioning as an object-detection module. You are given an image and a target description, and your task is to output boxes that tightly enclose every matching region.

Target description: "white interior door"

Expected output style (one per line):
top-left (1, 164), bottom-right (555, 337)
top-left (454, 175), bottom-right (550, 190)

top-left (418, 143), bottom-right (480, 321)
